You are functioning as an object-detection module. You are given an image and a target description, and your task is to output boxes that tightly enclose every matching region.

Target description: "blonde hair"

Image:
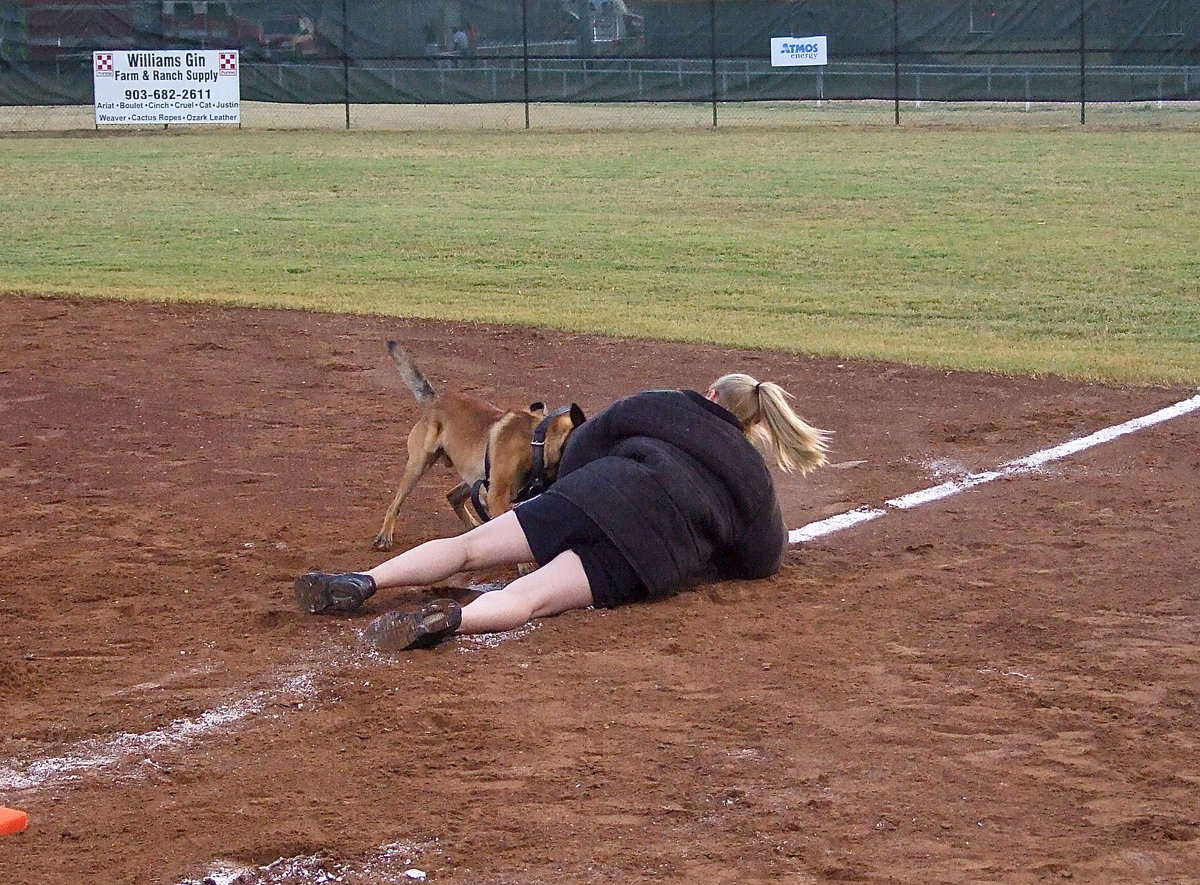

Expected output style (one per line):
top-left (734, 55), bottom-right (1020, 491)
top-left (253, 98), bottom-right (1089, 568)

top-left (708, 373), bottom-right (830, 474)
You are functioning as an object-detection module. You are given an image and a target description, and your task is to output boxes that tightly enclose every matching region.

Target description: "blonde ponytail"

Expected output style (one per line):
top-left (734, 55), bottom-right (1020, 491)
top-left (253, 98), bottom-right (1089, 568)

top-left (708, 373), bottom-right (830, 474)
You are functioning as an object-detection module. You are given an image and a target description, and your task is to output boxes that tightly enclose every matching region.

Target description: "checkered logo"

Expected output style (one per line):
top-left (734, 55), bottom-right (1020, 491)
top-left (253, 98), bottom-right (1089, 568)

top-left (218, 51), bottom-right (238, 75)
top-left (94, 52), bottom-right (114, 76)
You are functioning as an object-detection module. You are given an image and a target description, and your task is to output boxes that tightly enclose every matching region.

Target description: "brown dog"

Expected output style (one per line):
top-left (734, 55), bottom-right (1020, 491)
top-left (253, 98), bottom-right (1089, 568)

top-left (373, 342), bottom-right (584, 551)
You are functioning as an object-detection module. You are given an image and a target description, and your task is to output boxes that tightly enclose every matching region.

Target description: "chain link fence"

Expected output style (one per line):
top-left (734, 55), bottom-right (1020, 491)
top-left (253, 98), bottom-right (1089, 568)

top-left (2, 0), bottom-right (1197, 130)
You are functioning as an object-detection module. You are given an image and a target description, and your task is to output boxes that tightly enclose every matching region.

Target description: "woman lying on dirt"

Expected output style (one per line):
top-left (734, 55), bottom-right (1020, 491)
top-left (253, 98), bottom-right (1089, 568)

top-left (294, 373), bottom-right (830, 651)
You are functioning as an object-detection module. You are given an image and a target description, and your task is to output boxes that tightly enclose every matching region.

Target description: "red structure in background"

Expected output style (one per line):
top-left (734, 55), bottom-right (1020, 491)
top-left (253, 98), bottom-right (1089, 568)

top-left (17, 0), bottom-right (137, 59)
top-left (13, 0), bottom-right (269, 61)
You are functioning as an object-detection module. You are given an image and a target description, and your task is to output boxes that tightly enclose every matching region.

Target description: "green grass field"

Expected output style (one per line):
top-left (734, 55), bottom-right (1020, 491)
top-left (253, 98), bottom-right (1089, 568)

top-left (1, 123), bottom-right (1197, 385)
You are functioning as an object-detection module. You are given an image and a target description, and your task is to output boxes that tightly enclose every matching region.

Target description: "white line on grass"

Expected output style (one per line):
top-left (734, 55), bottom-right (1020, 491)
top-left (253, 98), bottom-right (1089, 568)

top-left (789, 391), bottom-right (1200, 545)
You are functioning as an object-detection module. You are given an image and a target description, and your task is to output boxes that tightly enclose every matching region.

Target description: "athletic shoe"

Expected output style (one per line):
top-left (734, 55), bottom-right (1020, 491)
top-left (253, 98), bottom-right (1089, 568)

top-left (362, 599), bottom-right (463, 651)
top-left (293, 571), bottom-right (377, 614)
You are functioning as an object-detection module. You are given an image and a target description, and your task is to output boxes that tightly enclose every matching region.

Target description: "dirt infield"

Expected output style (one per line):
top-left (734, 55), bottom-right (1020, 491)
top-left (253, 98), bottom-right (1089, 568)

top-left (2, 294), bottom-right (1198, 885)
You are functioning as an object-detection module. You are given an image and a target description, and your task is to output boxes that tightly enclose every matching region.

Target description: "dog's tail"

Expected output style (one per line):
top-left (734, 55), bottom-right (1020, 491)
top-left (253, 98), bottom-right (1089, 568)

top-left (387, 341), bottom-right (436, 405)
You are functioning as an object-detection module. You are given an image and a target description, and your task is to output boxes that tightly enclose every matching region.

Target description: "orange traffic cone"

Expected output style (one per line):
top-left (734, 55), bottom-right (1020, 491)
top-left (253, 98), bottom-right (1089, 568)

top-left (0, 806), bottom-right (28, 835)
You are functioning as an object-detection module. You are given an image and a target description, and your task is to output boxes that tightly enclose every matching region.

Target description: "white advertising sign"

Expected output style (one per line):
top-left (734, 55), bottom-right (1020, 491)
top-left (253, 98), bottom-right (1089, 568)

top-left (93, 50), bottom-right (240, 126)
top-left (770, 36), bottom-right (828, 67)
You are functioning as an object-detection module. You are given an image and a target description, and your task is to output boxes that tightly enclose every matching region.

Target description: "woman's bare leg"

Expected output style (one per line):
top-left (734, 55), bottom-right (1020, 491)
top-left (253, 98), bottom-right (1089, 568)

top-left (457, 549), bottom-right (595, 634)
top-left (363, 509), bottom-right (534, 590)
top-left (357, 519), bottom-right (596, 649)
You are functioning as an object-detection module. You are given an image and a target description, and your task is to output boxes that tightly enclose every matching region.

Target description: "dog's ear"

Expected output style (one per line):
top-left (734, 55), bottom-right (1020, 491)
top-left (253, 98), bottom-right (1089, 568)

top-left (569, 403), bottom-right (586, 426)
top-left (529, 401), bottom-right (547, 416)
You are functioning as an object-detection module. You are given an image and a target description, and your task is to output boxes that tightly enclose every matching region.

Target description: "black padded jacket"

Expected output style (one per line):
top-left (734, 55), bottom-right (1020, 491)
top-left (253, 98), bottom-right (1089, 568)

top-left (541, 389), bottom-right (787, 597)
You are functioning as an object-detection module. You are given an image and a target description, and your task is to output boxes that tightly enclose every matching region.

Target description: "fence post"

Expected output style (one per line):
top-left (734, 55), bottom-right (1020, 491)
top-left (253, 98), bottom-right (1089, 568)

top-left (1078, 0), bottom-right (1086, 124)
top-left (710, 0), bottom-right (718, 127)
top-left (893, 0), bottom-right (901, 125)
top-left (522, 0), bottom-right (531, 128)
top-left (342, 0), bottom-right (350, 130)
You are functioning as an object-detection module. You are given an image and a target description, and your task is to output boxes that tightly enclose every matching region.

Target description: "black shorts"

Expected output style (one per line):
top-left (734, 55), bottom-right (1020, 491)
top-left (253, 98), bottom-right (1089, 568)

top-left (514, 493), bottom-right (647, 609)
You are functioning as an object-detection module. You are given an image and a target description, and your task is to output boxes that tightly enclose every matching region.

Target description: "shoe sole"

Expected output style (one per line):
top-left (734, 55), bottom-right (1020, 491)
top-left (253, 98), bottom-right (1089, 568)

top-left (364, 604), bottom-right (458, 652)
top-left (293, 574), bottom-right (333, 614)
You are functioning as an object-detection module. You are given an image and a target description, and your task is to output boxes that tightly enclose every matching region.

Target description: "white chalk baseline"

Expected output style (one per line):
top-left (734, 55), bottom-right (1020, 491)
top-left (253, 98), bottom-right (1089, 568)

top-left (791, 391), bottom-right (1200, 545)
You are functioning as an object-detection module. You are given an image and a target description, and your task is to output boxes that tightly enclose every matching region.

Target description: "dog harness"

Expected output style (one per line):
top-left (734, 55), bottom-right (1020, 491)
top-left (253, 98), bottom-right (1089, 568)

top-left (470, 405), bottom-right (577, 523)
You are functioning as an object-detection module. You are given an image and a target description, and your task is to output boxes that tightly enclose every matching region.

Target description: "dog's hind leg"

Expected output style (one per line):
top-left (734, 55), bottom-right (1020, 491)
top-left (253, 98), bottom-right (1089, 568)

top-left (374, 447), bottom-right (441, 551)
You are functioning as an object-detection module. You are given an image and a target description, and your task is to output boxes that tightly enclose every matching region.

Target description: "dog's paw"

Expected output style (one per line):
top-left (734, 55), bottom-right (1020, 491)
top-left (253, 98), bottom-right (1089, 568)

top-left (372, 534), bottom-right (394, 552)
